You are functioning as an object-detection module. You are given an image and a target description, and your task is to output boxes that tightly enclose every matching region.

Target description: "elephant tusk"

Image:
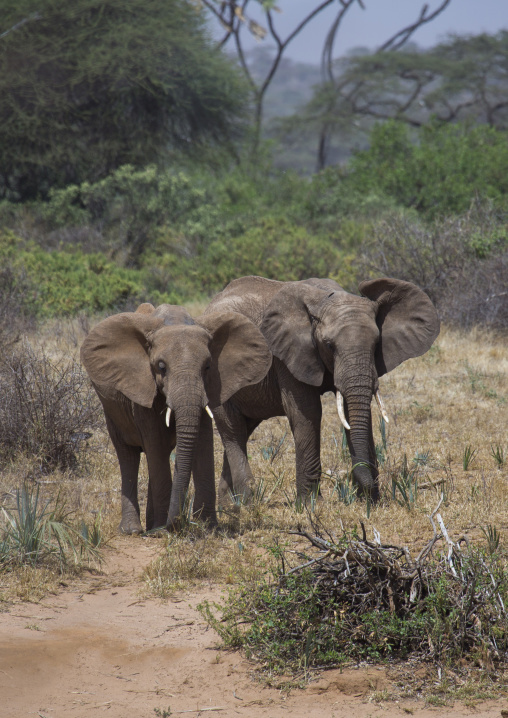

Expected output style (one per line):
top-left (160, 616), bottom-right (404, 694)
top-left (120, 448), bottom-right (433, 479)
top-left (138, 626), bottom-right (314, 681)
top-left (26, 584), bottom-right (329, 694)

top-left (375, 390), bottom-right (389, 423)
top-left (205, 405), bottom-right (214, 419)
top-left (165, 408), bottom-right (171, 427)
top-left (336, 392), bottom-right (350, 431)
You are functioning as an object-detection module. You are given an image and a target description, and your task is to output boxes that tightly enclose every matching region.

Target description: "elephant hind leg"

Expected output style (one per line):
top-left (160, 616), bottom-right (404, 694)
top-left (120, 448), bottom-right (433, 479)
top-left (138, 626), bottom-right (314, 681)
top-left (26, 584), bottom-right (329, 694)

top-left (214, 405), bottom-right (260, 506)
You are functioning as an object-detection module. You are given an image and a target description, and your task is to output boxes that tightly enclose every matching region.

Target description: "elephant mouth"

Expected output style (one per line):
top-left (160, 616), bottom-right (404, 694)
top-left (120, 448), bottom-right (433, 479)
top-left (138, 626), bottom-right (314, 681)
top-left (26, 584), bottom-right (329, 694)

top-left (165, 404), bottom-right (214, 427)
top-left (335, 389), bottom-right (389, 430)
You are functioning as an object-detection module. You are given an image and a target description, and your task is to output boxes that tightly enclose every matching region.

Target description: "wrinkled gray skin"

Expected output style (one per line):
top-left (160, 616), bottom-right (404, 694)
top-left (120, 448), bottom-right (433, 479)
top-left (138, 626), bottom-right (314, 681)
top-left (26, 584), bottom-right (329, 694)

top-left (81, 303), bottom-right (272, 533)
top-left (205, 276), bottom-right (440, 503)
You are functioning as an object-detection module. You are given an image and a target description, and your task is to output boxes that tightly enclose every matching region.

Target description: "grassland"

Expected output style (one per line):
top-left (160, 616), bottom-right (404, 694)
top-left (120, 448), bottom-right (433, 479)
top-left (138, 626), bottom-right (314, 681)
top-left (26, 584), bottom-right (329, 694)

top-left (0, 317), bottom-right (507, 703)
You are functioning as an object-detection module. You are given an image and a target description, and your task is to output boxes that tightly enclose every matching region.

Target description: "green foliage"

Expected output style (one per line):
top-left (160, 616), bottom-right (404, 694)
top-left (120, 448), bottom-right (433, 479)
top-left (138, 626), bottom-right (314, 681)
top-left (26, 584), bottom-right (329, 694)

top-left (0, 483), bottom-right (101, 570)
top-left (390, 454), bottom-right (419, 508)
top-left (463, 445), bottom-right (478, 471)
top-left (141, 216), bottom-right (352, 302)
top-left (343, 121), bottom-right (508, 218)
top-left (491, 445), bottom-right (505, 468)
top-left (0, 230), bottom-right (144, 317)
top-left (0, 0), bottom-right (248, 200)
top-left (42, 164), bottom-right (214, 262)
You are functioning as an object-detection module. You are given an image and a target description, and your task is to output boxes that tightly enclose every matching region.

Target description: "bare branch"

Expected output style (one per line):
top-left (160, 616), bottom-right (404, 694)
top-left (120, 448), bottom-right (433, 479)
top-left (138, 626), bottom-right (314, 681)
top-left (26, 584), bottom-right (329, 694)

top-left (0, 12), bottom-right (41, 40)
top-left (378, 0), bottom-right (452, 53)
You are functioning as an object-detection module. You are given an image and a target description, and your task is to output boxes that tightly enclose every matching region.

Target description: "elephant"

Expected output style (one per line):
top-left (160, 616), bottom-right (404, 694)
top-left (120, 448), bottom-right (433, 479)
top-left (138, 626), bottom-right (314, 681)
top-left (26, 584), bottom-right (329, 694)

top-left (205, 275), bottom-right (440, 503)
top-left (80, 302), bottom-right (272, 533)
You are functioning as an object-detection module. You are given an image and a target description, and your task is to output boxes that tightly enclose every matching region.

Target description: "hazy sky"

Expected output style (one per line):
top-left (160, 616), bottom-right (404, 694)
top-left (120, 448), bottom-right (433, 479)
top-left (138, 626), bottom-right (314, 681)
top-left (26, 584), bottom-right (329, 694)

top-left (215, 0), bottom-right (507, 64)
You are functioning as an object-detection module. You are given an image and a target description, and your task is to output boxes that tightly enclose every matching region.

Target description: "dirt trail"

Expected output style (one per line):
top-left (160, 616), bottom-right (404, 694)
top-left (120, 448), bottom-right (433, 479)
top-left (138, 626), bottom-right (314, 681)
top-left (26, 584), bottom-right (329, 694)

top-left (0, 537), bottom-right (505, 718)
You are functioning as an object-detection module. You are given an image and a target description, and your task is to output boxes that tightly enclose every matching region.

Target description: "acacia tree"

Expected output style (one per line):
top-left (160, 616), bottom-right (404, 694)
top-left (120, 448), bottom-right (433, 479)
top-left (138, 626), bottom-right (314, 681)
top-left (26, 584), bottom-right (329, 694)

top-left (0, 0), bottom-right (248, 200)
top-left (292, 30), bottom-right (508, 168)
top-left (195, 0), bottom-right (452, 156)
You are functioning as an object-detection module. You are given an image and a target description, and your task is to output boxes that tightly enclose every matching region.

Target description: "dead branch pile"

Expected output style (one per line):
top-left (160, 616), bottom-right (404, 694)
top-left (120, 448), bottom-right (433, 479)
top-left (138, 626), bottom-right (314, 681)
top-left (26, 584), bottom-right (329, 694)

top-left (276, 497), bottom-right (508, 665)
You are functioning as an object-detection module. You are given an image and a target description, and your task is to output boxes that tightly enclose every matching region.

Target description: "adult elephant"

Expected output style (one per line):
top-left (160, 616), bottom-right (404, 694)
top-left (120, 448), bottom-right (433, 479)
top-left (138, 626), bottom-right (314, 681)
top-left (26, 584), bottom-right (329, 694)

top-left (205, 276), bottom-right (440, 503)
top-left (80, 303), bottom-right (272, 533)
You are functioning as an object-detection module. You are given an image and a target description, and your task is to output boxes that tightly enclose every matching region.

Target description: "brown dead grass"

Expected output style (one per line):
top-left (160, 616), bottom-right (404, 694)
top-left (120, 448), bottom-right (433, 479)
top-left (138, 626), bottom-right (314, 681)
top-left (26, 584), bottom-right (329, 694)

top-left (0, 322), bottom-right (507, 606)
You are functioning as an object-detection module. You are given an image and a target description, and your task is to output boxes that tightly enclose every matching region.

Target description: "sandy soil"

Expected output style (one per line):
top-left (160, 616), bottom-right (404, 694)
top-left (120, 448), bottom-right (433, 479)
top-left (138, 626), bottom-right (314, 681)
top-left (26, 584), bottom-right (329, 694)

top-left (1, 537), bottom-right (506, 718)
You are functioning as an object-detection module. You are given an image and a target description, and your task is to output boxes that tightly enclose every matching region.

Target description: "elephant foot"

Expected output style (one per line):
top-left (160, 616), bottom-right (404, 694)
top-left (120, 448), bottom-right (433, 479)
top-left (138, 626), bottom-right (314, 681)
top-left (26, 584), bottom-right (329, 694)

top-left (119, 519), bottom-right (143, 535)
top-left (166, 515), bottom-right (183, 533)
top-left (295, 481), bottom-right (322, 506)
top-left (218, 478), bottom-right (254, 507)
top-left (192, 509), bottom-right (218, 530)
top-left (146, 515), bottom-right (171, 533)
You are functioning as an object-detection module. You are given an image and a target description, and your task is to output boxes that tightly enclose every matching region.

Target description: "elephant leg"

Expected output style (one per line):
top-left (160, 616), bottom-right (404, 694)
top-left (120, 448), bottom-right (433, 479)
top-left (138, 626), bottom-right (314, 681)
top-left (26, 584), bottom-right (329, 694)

top-left (280, 376), bottom-right (322, 498)
top-left (218, 450), bottom-right (234, 504)
top-left (191, 413), bottom-right (217, 527)
top-left (105, 416), bottom-right (143, 534)
top-left (214, 404), bottom-right (259, 505)
top-left (145, 448), bottom-right (172, 531)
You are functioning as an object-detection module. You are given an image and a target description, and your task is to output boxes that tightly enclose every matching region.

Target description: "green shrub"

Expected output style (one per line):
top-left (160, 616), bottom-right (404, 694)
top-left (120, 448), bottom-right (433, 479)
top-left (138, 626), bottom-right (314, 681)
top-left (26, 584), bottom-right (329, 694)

top-left (342, 121), bottom-right (508, 218)
top-left (0, 230), bottom-right (144, 317)
top-left (200, 531), bottom-right (508, 677)
top-left (141, 217), bottom-right (357, 301)
top-left (0, 482), bottom-right (102, 570)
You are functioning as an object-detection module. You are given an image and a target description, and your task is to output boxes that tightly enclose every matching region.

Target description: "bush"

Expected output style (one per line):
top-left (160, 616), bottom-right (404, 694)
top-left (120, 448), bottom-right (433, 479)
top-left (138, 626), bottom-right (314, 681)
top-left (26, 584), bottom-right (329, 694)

top-left (0, 230), bottom-right (145, 317)
top-left (141, 217), bottom-right (358, 301)
top-left (200, 525), bottom-right (508, 677)
top-left (0, 343), bottom-right (102, 471)
top-left (357, 204), bottom-right (508, 330)
top-left (340, 121), bottom-right (508, 218)
top-left (40, 164), bottom-right (215, 262)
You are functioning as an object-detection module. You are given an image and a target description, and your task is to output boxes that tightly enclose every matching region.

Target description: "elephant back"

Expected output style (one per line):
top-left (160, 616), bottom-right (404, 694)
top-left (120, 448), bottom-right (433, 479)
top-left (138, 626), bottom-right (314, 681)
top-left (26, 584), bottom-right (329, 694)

top-left (205, 276), bottom-right (285, 325)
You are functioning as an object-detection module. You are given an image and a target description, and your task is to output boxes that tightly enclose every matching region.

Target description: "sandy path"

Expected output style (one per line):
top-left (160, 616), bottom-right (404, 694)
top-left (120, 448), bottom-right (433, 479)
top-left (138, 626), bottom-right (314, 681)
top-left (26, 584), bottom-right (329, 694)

top-left (0, 537), bottom-right (505, 718)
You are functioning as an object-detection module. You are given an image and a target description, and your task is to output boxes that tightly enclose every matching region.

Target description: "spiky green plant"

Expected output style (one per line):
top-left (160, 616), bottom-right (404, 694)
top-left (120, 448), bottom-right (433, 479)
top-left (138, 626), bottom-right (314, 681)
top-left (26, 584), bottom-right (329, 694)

top-left (0, 482), bottom-right (101, 570)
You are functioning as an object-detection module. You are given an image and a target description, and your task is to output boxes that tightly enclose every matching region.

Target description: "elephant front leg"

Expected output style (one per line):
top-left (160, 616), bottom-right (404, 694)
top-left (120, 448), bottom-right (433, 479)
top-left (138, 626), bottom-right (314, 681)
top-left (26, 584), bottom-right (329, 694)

top-left (105, 416), bottom-right (143, 534)
top-left (116, 444), bottom-right (143, 534)
top-left (282, 384), bottom-right (322, 499)
top-left (145, 451), bottom-right (172, 531)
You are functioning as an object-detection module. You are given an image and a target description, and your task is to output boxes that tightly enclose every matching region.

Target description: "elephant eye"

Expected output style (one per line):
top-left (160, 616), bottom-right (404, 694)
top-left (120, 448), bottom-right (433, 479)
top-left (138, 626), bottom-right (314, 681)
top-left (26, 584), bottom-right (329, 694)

top-left (204, 362), bottom-right (211, 372)
top-left (324, 340), bottom-right (334, 351)
top-left (158, 360), bottom-right (166, 373)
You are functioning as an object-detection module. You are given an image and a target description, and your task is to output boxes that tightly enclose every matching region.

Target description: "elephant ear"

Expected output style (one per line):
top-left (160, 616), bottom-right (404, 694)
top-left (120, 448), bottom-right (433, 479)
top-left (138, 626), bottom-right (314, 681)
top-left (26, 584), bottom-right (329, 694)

top-left (80, 312), bottom-right (164, 407)
top-left (359, 278), bottom-right (440, 376)
top-left (198, 312), bottom-right (272, 408)
top-left (260, 281), bottom-right (330, 386)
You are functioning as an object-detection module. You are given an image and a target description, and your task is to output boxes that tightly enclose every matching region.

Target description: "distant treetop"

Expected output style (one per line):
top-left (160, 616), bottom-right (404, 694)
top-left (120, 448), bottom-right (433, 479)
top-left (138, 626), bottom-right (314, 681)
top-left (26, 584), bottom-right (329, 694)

top-left (0, 0), bottom-right (248, 201)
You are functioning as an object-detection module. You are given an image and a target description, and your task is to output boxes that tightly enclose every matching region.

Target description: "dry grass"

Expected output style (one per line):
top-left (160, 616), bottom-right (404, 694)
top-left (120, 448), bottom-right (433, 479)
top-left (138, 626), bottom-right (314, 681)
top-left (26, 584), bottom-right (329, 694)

top-left (140, 324), bottom-right (508, 598)
top-left (1, 320), bottom-right (507, 610)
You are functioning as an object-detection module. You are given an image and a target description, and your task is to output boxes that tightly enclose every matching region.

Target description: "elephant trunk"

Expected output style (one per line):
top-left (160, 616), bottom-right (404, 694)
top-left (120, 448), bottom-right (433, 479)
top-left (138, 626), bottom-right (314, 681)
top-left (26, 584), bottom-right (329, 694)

top-left (335, 357), bottom-right (379, 501)
top-left (166, 385), bottom-right (206, 530)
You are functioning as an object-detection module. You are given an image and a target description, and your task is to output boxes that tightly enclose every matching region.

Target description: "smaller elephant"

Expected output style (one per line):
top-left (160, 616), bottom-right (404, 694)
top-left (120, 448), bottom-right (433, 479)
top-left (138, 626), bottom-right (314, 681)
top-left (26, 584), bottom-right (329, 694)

top-left (80, 303), bottom-right (272, 533)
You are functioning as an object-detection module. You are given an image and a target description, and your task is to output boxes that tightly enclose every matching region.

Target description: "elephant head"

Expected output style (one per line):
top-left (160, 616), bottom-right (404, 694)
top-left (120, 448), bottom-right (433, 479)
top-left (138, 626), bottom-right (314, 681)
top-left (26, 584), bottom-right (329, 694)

top-left (81, 304), bottom-right (272, 528)
top-left (259, 277), bottom-right (440, 499)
